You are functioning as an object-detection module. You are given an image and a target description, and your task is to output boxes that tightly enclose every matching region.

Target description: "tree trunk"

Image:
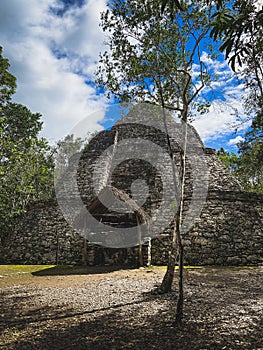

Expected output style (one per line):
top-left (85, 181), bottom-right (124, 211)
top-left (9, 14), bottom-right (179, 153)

top-left (157, 106), bottom-right (187, 329)
top-left (172, 118), bottom-right (188, 326)
top-left (173, 249), bottom-right (184, 326)
top-left (173, 214), bottom-right (184, 326)
top-left (159, 227), bottom-right (177, 293)
top-left (158, 106), bottom-right (184, 294)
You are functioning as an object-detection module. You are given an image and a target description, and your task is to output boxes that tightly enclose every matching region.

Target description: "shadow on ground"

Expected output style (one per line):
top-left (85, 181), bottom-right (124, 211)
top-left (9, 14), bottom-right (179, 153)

top-left (1, 267), bottom-right (262, 350)
top-left (32, 264), bottom-right (137, 276)
top-left (1, 299), bottom-right (262, 350)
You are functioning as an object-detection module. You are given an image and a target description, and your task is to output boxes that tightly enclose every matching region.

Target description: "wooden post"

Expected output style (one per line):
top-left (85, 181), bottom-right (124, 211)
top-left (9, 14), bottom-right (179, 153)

top-left (146, 237), bottom-right (151, 267)
top-left (136, 215), bottom-right (143, 267)
top-left (55, 229), bottom-right (60, 265)
top-left (82, 238), bottom-right (88, 266)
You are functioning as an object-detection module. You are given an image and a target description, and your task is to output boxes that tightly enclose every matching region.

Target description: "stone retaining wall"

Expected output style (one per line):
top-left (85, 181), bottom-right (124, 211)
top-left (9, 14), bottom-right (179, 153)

top-left (151, 191), bottom-right (263, 266)
top-left (2, 190), bottom-right (262, 266)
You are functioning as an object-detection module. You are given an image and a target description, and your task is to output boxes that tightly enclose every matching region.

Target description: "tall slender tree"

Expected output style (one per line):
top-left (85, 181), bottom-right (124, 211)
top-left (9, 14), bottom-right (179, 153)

top-left (96, 0), bottom-right (217, 325)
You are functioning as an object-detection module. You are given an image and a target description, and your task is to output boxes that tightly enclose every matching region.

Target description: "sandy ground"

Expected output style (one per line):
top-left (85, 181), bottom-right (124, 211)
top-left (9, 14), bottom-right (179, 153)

top-left (0, 265), bottom-right (262, 350)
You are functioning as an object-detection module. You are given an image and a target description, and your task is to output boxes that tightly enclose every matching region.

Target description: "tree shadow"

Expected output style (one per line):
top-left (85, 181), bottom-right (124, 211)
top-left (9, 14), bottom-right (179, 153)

top-left (32, 264), bottom-right (137, 276)
top-left (1, 268), bottom-right (262, 350)
top-left (0, 285), bottom-right (169, 331)
top-left (2, 298), bottom-right (262, 350)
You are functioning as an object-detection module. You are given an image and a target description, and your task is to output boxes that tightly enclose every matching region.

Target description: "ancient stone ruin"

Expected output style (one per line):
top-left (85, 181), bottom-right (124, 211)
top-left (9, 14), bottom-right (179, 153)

top-left (2, 105), bottom-right (262, 266)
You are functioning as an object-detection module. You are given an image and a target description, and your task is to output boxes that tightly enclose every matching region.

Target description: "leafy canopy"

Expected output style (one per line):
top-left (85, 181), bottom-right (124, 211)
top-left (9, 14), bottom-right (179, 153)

top-left (0, 46), bottom-right (16, 105)
top-left (96, 0), bottom-right (218, 120)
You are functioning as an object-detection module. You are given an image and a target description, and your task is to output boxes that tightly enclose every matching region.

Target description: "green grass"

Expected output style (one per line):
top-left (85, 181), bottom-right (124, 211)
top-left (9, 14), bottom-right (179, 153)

top-left (0, 264), bottom-right (260, 277)
top-left (0, 265), bottom-right (56, 276)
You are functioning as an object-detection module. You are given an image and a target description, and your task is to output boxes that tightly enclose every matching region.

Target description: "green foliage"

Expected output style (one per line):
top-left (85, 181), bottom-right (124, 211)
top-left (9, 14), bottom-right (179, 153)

top-left (0, 47), bottom-right (16, 105)
top-left (54, 134), bottom-right (85, 183)
top-left (209, 1), bottom-right (263, 136)
top-left (210, 0), bottom-right (263, 70)
top-left (217, 147), bottom-right (239, 172)
top-left (217, 135), bottom-right (263, 193)
top-left (0, 47), bottom-right (54, 243)
top-left (208, 0), bottom-right (263, 195)
top-left (161, 0), bottom-right (225, 13)
top-left (237, 116), bottom-right (263, 193)
top-left (161, 1), bottom-right (263, 71)
top-left (96, 0), bottom-right (218, 120)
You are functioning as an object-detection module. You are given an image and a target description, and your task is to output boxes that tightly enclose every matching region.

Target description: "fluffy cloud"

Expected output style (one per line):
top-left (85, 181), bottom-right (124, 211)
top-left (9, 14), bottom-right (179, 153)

top-left (228, 135), bottom-right (245, 146)
top-left (0, 0), bottom-right (108, 142)
top-left (192, 52), bottom-right (248, 143)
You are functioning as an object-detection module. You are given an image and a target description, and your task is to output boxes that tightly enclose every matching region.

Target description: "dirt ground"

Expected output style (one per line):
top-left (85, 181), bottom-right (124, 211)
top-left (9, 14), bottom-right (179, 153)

top-left (0, 265), bottom-right (262, 350)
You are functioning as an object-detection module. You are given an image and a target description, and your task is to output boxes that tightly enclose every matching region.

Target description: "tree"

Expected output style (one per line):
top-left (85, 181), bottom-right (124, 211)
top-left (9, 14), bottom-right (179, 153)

top-left (97, 0), bottom-right (216, 114)
top-left (0, 47), bottom-right (54, 244)
top-left (0, 47), bottom-right (16, 105)
top-left (161, 0), bottom-right (225, 13)
top-left (96, 0), bottom-right (216, 325)
top-left (210, 0), bottom-right (263, 69)
top-left (236, 116), bottom-right (263, 193)
top-left (217, 131), bottom-right (263, 193)
top-left (161, 0), bottom-right (263, 70)
top-left (54, 134), bottom-right (85, 184)
top-left (217, 147), bottom-right (239, 172)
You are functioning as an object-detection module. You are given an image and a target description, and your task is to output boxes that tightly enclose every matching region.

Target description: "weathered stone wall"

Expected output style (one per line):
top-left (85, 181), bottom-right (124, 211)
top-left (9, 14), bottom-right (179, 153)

top-left (151, 191), bottom-right (263, 266)
top-left (2, 190), bottom-right (262, 266)
top-left (1, 200), bottom-right (144, 266)
top-left (1, 201), bottom-right (83, 265)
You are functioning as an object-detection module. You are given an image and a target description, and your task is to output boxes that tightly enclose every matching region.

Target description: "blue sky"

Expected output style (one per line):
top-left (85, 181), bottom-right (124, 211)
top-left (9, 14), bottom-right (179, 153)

top-left (0, 0), bottom-right (250, 152)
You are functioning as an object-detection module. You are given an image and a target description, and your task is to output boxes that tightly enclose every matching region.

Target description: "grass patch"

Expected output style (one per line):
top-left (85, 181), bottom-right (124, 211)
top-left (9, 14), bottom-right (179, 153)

top-left (0, 265), bottom-right (56, 276)
top-left (0, 264), bottom-right (260, 277)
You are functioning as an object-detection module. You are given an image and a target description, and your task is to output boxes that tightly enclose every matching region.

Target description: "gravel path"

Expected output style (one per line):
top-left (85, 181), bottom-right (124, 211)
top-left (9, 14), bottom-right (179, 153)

top-left (0, 266), bottom-right (262, 350)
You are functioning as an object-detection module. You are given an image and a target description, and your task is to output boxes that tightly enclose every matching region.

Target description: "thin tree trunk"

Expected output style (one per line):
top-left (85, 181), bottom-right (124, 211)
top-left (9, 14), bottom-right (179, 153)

top-left (172, 212), bottom-right (184, 326)
top-left (159, 233), bottom-right (177, 292)
top-left (158, 108), bottom-right (187, 328)
top-left (153, 34), bottom-right (183, 294)
top-left (157, 102), bottom-right (186, 296)
top-left (154, 33), bottom-right (188, 326)
top-left (172, 118), bottom-right (188, 326)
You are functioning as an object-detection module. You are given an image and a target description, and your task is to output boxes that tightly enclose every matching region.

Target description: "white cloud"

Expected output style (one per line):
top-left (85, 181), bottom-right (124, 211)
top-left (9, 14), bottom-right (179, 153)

top-left (0, 0), bottom-right (108, 142)
top-left (191, 52), bottom-right (249, 143)
top-left (255, 0), bottom-right (263, 11)
top-left (192, 100), bottom-right (246, 142)
top-left (228, 135), bottom-right (245, 146)
top-left (192, 97), bottom-right (248, 143)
